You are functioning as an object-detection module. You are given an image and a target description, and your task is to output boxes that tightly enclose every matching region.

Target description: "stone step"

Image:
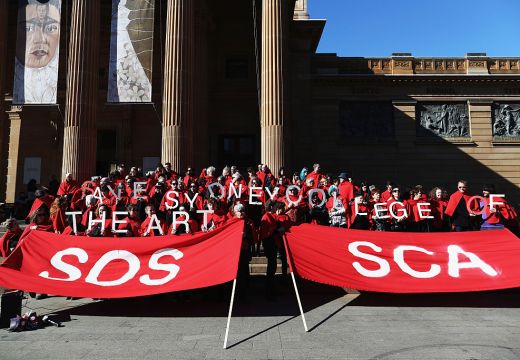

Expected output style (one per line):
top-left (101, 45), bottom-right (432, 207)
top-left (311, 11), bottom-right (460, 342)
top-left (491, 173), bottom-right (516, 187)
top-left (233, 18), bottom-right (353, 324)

top-left (251, 256), bottom-right (277, 264)
top-left (250, 263), bottom-right (283, 274)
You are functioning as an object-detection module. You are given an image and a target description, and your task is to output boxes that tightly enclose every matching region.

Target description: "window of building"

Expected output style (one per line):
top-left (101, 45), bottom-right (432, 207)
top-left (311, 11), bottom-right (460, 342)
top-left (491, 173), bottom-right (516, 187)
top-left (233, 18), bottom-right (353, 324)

top-left (23, 157), bottom-right (41, 184)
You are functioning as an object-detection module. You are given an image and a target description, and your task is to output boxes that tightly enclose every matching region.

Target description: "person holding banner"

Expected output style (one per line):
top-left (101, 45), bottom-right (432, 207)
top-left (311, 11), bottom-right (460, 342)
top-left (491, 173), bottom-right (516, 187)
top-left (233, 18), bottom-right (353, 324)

top-left (0, 219), bottom-right (23, 257)
top-left (349, 192), bottom-right (370, 230)
top-left (260, 201), bottom-right (289, 300)
top-left (139, 205), bottom-right (166, 237)
top-left (386, 187), bottom-right (410, 232)
top-left (429, 187), bottom-right (449, 232)
top-left (326, 185), bottom-right (347, 228)
top-left (117, 204), bottom-right (142, 237)
top-left (25, 189), bottom-right (54, 223)
top-left (233, 203), bottom-right (255, 302)
top-left (86, 204), bottom-right (113, 238)
top-left (478, 184), bottom-right (518, 232)
top-left (445, 180), bottom-right (479, 232)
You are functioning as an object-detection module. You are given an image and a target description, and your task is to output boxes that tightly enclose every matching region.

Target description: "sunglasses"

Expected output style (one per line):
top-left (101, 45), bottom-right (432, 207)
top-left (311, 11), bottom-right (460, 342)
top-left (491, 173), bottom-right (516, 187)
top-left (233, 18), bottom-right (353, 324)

top-left (392, 189), bottom-right (400, 193)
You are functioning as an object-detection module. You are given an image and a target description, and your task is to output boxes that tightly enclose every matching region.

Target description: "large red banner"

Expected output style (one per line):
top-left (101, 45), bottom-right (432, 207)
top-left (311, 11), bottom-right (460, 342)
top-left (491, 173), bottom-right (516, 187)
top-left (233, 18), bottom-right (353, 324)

top-left (285, 224), bottom-right (520, 293)
top-left (0, 220), bottom-right (244, 298)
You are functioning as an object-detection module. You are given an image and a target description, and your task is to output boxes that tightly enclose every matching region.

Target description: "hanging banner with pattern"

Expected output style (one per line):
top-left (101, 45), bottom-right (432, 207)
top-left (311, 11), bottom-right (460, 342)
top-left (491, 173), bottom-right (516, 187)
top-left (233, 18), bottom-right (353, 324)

top-left (108, 0), bottom-right (155, 103)
top-left (13, 0), bottom-right (62, 104)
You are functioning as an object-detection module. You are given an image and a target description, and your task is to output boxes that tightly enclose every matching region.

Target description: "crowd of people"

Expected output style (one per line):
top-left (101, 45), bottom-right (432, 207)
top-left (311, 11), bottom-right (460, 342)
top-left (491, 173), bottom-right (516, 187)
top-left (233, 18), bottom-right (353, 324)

top-left (1, 162), bottom-right (519, 299)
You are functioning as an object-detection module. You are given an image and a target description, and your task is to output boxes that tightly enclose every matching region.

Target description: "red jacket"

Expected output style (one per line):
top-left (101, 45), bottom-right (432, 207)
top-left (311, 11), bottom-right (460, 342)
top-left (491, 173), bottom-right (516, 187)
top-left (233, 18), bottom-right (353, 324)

top-left (0, 228), bottom-right (23, 257)
top-left (57, 179), bottom-right (80, 196)
top-left (338, 181), bottom-right (354, 203)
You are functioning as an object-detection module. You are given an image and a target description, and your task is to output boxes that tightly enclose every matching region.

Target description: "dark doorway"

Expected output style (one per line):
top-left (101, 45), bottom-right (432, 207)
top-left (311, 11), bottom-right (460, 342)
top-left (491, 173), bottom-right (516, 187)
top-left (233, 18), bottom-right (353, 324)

top-left (218, 135), bottom-right (256, 169)
top-left (96, 129), bottom-right (117, 176)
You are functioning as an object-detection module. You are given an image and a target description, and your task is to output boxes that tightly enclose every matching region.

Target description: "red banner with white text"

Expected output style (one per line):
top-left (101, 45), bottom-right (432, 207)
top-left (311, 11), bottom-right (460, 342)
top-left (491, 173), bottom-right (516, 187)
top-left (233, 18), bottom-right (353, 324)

top-left (0, 220), bottom-right (244, 298)
top-left (285, 224), bottom-right (520, 293)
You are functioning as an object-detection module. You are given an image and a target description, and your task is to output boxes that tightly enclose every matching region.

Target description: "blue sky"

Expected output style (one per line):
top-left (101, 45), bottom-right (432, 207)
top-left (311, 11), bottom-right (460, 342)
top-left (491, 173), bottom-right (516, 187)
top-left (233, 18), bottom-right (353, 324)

top-left (309, 0), bottom-right (520, 57)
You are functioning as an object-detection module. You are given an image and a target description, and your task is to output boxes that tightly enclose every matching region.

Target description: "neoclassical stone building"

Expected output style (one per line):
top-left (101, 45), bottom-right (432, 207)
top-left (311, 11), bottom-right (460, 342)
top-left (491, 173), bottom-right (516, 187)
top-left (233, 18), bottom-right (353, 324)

top-left (1, 0), bottom-right (520, 204)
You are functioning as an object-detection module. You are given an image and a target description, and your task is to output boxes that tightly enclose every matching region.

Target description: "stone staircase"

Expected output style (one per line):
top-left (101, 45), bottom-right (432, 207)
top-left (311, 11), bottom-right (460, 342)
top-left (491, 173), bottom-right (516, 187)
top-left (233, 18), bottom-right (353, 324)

top-left (250, 256), bottom-right (284, 275)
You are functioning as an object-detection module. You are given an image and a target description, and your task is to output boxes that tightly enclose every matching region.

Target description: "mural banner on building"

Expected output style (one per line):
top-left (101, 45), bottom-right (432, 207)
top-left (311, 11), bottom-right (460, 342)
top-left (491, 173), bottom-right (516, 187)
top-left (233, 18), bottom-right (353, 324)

top-left (108, 0), bottom-right (154, 103)
top-left (285, 224), bottom-right (520, 293)
top-left (13, 0), bottom-right (62, 104)
top-left (0, 220), bottom-right (243, 299)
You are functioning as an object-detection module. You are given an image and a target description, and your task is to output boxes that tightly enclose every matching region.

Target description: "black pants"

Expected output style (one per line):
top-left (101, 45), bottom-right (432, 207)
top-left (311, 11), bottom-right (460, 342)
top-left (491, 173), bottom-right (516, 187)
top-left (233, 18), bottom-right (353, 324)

top-left (262, 237), bottom-right (287, 297)
top-left (236, 247), bottom-right (251, 300)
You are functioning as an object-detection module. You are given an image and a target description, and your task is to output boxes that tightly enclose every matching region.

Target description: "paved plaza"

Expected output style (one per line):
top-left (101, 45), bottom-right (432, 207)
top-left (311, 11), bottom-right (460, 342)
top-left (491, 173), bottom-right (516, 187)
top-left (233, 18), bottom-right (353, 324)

top-left (1, 277), bottom-right (520, 360)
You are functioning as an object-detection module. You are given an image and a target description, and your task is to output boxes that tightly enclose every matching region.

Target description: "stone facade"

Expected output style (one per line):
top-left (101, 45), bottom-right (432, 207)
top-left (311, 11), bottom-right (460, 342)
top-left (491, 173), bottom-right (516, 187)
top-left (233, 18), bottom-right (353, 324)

top-left (1, 0), bottom-right (520, 205)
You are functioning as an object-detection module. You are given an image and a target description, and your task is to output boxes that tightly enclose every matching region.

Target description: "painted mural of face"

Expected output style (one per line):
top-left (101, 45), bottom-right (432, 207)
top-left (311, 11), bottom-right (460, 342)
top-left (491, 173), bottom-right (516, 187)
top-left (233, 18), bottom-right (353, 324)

top-left (17, 4), bottom-right (60, 69)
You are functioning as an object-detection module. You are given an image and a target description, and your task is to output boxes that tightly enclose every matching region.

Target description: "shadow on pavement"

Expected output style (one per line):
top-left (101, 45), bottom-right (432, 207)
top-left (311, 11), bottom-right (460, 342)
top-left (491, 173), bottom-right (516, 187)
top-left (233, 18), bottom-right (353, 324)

top-left (349, 287), bottom-right (520, 308)
top-left (53, 276), bottom-right (346, 318)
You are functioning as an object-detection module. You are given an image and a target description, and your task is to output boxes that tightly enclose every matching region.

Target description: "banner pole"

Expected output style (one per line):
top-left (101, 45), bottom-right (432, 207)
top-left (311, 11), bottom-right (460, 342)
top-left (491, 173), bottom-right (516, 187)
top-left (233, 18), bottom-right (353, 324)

top-left (283, 236), bottom-right (308, 332)
top-left (223, 278), bottom-right (237, 349)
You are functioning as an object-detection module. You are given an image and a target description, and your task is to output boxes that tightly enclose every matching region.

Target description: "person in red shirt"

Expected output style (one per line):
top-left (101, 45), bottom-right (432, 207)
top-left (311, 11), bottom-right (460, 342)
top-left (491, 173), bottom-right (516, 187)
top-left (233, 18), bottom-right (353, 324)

top-left (86, 204), bottom-right (113, 237)
top-left (445, 180), bottom-right (479, 232)
top-left (233, 203), bottom-right (256, 302)
top-left (183, 167), bottom-right (196, 187)
top-left (99, 185), bottom-right (117, 210)
top-left (20, 207), bottom-right (55, 243)
top-left (26, 189), bottom-right (55, 223)
top-left (169, 205), bottom-right (199, 235)
top-left (139, 205), bottom-right (167, 237)
top-left (0, 219), bottom-right (23, 257)
top-left (259, 201), bottom-right (289, 299)
top-left (306, 163), bottom-right (323, 188)
top-left (117, 204), bottom-right (142, 237)
top-left (201, 199), bottom-right (228, 232)
top-left (50, 196), bottom-right (69, 234)
top-left (380, 180), bottom-right (394, 202)
top-left (478, 184), bottom-right (519, 232)
top-left (367, 189), bottom-right (388, 231)
top-left (57, 173), bottom-right (80, 197)
top-left (407, 186), bottom-right (430, 232)
top-left (428, 187), bottom-right (448, 231)
top-left (337, 172), bottom-right (354, 203)
top-left (349, 192), bottom-right (370, 230)
top-left (326, 185), bottom-right (347, 228)
top-left (20, 207), bottom-right (54, 299)
top-left (386, 186), bottom-right (409, 232)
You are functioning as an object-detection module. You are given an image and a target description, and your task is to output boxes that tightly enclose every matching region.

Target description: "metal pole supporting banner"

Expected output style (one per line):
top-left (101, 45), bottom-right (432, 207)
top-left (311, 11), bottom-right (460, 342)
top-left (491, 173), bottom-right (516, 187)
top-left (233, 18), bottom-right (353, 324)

top-left (223, 278), bottom-right (237, 349)
top-left (283, 236), bottom-right (308, 332)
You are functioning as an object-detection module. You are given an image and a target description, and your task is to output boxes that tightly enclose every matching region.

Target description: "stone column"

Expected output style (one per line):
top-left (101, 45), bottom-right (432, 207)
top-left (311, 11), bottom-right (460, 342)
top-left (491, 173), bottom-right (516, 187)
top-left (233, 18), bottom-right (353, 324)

top-left (161, 0), bottom-right (194, 173)
top-left (61, 0), bottom-right (100, 181)
top-left (0, 0), bottom-right (8, 200)
top-left (0, 0), bottom-right (7, 113)
top-left (5, 106), bottom-right (22, 203)
top-left (261, 0), bottom-right (288, 173)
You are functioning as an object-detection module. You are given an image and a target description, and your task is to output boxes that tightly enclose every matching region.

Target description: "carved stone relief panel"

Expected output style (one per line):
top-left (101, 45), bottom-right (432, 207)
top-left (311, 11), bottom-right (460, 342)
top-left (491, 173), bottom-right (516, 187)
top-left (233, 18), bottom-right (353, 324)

top-left (493, 103), bottom-right (520, 137)
top-left (417, 103), bottom-right (469, 138)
